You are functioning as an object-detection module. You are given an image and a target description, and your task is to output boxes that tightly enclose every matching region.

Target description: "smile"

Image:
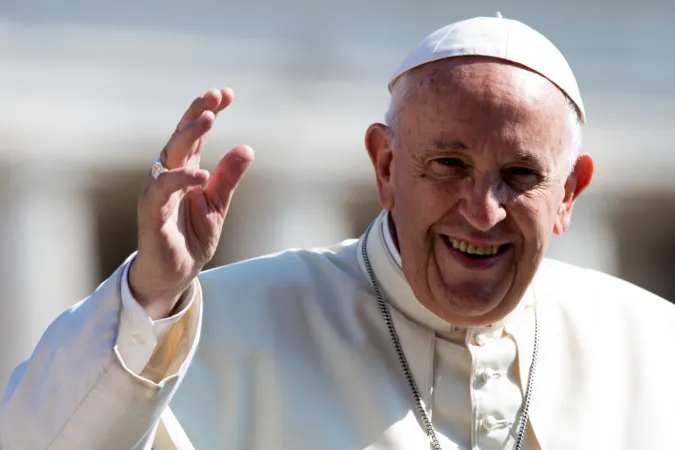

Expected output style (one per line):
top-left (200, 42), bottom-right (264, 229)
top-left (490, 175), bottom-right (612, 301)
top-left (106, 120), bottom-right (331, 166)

top-left (440, 235), bottom-right (511, 267)
top-left (447, 238), bottom-right (502, 256)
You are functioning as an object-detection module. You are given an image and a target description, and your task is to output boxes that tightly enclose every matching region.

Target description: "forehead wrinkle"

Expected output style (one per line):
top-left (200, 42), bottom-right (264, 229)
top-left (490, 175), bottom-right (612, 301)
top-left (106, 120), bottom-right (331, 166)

top-left (402, 58), bottom-right (568, 116)
top-left (430, 140), bottom-right (467, 152)
top-left (396, 59), bottom-right (570, 160)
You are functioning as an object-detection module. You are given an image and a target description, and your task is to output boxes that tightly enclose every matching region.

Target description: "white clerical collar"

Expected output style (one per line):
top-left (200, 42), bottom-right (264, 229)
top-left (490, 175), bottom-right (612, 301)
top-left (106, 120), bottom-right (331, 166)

top-left (359, 210), bottom-right (534, 337)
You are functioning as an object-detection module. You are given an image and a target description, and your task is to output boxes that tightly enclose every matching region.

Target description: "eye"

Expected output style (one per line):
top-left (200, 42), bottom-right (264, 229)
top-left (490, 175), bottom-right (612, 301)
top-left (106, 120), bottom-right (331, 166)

top-left (426, 157), bottom-right (469, 179)
top-left (504, 167), bottom-right (538, 176)
top-left (434, 158), bottom-right (466, 168)
top-left (502, 166), bottom-right (542, 188)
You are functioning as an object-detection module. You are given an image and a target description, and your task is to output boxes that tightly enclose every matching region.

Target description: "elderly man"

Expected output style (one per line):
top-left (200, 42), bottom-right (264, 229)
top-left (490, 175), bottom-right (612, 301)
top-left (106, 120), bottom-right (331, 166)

top-left (1, 13), bottom-right (674, 450)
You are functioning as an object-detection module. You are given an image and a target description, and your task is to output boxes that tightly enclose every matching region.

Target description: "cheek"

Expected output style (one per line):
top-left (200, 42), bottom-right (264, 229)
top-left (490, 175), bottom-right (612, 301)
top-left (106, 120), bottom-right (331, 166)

top-left (393, 176), bottom-right (461, 262)
top-left (395, 175), bottom-right (461, 225)
top-left (511, 192), bottom-right (559, 246)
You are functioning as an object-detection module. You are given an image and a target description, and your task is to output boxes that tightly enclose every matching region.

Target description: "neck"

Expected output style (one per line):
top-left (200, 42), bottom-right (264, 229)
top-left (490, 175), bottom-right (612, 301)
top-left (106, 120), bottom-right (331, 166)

top-left (387, 211), bottom-right (400, 251)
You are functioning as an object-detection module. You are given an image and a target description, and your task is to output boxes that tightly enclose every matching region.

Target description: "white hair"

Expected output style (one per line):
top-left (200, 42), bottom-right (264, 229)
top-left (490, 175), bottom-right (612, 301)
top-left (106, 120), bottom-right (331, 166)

top-left (385, 73), bottom-right (583, 176)
top-left (564, 96), bottom-right (582, 175)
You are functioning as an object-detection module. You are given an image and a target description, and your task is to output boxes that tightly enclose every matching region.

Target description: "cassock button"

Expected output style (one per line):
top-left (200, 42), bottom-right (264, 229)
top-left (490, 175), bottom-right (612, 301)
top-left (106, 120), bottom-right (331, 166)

top-left (475, 334), bottom-right (488, 346)
top-left (479, 368), bottom-right (504, 383)
top-left (480, 415), bottom-right (509, 431)
top-left (482, 415), bottom-right (498, 431)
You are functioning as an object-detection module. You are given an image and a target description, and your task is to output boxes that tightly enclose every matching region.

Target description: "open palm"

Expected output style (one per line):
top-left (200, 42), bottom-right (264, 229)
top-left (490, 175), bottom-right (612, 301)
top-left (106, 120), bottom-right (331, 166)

top-left (129, 88), bottom-right (254, 319)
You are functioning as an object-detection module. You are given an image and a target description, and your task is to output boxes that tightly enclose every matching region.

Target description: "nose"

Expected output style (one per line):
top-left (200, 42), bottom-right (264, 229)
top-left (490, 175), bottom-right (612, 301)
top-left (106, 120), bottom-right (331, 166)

top-left (457, 178), bottom-right (507, 232)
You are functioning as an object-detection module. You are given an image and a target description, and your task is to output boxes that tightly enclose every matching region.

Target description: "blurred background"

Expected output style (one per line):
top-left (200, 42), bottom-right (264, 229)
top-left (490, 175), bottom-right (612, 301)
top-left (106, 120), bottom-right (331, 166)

top-left (0, 0), bottom-right (674, 389)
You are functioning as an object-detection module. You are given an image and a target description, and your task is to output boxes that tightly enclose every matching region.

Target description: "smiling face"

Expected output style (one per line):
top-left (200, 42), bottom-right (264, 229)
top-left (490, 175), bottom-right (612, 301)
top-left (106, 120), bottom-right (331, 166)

top-left (366, 57), bottom-right (593, 327)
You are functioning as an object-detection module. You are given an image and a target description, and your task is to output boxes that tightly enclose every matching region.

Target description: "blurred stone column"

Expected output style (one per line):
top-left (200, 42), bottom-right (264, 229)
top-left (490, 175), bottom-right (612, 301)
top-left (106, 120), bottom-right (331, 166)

top-left (215, 174), bottom-right (355, 266)
top-left (0, 162), bottom-right (98, 390)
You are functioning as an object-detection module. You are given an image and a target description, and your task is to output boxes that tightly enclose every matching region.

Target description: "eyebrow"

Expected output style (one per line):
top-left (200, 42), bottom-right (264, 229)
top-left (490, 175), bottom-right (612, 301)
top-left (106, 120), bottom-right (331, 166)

top-left (429, 140), bottom-right (547, 168)
top-left (430, 140), bottom-right (467, 152)
top-left (510, 152), bottom-right (547, 168)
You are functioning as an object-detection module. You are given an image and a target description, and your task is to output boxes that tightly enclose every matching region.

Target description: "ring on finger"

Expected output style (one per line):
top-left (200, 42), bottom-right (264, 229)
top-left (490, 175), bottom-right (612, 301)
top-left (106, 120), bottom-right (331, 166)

top-left (151, 157), bottom-right (168, 179)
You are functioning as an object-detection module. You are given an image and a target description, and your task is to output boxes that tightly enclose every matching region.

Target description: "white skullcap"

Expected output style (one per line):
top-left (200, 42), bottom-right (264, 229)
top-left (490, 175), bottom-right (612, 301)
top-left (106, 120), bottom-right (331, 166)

top-left (389, 13), bottom-right (586, 124)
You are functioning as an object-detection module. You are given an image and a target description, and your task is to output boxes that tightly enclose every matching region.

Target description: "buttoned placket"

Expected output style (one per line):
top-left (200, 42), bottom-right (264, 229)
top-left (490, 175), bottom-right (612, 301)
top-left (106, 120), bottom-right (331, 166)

top-left (466, 326), bottom-right (523, 450)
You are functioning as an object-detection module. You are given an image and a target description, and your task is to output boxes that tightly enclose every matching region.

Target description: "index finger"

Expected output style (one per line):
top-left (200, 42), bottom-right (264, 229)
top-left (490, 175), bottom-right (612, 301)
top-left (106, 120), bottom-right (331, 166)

top-left (176, 88), bottom-right (234, 132)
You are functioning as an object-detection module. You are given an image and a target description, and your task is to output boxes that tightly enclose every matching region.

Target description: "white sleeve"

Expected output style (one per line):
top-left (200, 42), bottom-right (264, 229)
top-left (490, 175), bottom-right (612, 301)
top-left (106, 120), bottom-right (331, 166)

top-left (117, 254), bottom-right (195, 374)
top-left (0, 254), bottom-right (202, 450)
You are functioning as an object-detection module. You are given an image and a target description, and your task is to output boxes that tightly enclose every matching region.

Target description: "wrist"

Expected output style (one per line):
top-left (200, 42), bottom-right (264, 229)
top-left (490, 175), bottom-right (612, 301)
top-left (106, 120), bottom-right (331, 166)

top-left (128, 259), bottom-right (192, 320)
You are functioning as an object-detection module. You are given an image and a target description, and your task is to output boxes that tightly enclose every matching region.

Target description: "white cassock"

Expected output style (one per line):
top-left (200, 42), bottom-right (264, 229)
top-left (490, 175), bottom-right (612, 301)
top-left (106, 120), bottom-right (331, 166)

top-left (1, 210), bottom-right (674, 450)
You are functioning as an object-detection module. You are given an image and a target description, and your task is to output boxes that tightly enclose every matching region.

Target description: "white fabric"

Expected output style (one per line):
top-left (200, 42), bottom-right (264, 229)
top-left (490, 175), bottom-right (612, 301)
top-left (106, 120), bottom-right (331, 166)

top-left (118, 255), bottom-right (195, 374)
top-left (154, 408), bottom-right (195, 450)
top-left (115, 210), bottom-right (408, 373)
top-left (389, 15), bottom-right (586, 123)
top-left (114, 215), bottom-right (401, 375)
top-left (0, 253), bottom-right (202, 450)
top-left (3, 210), bottom-right (675, 450)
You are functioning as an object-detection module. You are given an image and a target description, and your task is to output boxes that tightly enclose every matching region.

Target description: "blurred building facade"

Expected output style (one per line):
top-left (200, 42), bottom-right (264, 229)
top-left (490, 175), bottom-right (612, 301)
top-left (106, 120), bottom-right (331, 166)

top-left (0, 0), bottom-right (673, 388)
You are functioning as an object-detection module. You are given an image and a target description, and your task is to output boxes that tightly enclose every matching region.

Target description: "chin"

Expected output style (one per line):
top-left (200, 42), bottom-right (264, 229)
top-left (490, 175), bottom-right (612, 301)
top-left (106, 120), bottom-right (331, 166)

top-left (435, 284), bottom-right (505, 322)
top-left (426, 265), bottom-right (518, 326)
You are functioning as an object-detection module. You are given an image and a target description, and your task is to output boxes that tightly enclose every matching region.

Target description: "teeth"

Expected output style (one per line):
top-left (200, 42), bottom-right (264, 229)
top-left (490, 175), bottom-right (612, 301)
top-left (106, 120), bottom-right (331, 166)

top-left (449, 238), bottom-right (501, 255)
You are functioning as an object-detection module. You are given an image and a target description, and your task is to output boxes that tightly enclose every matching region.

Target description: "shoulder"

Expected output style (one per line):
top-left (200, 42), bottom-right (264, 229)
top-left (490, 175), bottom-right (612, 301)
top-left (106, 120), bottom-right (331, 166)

top-left (193, 239), bottom-right (371, 356)
top-left (535, 258), bottom-right (675, 324)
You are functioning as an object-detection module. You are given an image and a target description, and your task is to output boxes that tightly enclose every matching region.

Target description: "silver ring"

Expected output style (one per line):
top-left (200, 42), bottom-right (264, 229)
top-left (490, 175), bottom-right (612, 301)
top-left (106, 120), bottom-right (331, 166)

top-left (151, 157), bottom-right (167, 179)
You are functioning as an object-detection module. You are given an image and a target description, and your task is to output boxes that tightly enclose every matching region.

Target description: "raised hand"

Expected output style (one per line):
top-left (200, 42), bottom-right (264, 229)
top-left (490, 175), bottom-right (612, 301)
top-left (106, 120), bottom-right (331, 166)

top-left (128, 88), bottom-right (254, 319)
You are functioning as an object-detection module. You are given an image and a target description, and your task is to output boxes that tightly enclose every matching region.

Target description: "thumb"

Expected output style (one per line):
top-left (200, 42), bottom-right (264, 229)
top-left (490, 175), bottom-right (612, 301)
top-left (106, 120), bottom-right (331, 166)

top-left (204, 145), bottom-right (254, 215)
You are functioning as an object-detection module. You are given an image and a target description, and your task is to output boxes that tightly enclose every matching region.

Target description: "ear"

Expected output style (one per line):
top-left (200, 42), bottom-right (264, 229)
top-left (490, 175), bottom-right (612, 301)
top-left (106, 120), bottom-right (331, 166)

top-left (365, 123), bottom-right (396, 210)
top-left (553, 153), bottom-right (594, 235)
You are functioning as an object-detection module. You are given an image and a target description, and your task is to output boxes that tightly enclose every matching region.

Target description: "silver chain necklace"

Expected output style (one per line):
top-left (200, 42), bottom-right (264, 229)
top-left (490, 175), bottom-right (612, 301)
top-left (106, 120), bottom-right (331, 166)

top-left (360, 221), bottom-right (539, 450)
